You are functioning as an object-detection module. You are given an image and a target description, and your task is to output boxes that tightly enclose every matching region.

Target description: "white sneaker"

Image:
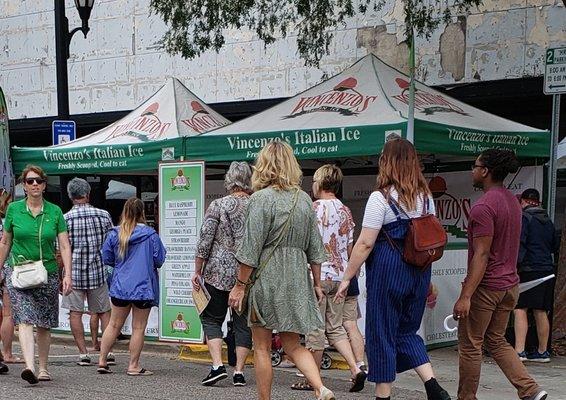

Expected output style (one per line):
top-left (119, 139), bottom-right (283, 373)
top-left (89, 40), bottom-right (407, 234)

top-left (77, 354), bottom-right (91, 366)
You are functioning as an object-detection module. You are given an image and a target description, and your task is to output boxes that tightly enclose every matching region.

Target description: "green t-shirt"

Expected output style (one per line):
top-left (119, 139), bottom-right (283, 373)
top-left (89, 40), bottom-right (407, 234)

top-left (4, 199), bottom-right (67, 274)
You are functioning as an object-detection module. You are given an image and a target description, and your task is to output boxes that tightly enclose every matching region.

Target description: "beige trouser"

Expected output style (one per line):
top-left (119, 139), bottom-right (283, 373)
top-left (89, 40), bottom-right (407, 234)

top-left (306, 281), bottom-right (349, 351)
top-left (457, 285), bottom-right (540, 400)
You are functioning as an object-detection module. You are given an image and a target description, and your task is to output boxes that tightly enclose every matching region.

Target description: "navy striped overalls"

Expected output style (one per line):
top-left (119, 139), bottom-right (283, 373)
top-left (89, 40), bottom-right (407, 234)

top-left (365, 198), bottom-right (432, 383)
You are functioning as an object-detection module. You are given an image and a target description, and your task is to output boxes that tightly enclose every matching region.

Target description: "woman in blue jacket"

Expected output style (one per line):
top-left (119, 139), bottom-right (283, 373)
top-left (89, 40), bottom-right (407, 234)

top-left (97, 197), bottom-right (166, 376)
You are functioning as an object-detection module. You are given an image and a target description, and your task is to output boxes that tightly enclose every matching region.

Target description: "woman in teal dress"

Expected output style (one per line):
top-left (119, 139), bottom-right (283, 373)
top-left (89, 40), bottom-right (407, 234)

top-left (229, 141), bottom-right (335, 400)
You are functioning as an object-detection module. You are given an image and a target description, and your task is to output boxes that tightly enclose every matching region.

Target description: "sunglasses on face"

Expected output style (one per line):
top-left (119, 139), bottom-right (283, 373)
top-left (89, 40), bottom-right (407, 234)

top-left (25, 177), bottom-right (46, 185)
top-left (471, 164), bottom-right (486, 170)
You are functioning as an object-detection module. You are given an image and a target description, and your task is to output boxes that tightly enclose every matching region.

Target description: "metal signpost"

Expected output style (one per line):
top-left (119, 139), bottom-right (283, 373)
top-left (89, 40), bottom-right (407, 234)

top-left (544, 46), bottom-right (565, 222)
top-left (52, 120), bottom-right (76, 145)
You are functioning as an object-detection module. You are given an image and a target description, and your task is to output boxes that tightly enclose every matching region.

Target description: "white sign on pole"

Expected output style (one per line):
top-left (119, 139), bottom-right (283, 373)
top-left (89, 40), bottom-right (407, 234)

top-left (544, 47), bottom-right (566, 95)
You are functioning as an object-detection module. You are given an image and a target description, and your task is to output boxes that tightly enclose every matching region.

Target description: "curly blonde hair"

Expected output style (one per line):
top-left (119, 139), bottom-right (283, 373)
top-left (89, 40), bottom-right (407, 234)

top-left (252, 141), bottom-right (302, 191)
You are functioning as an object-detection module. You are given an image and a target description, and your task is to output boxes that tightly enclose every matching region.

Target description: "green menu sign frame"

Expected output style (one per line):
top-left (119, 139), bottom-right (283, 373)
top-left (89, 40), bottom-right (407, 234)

top-left (158, 161), bottom-right (205, 343)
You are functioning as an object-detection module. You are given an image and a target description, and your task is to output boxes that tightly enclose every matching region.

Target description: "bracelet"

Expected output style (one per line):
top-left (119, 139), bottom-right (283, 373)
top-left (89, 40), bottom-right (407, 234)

top-left (236, 278), bottom-right (248, 287)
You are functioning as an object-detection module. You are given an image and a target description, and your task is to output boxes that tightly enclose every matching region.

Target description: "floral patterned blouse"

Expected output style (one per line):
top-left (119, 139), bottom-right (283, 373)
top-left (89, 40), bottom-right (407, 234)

top-left (313, 198), bottom-right (355, 282)
top-left (196, 193), bottom-right (249, 291)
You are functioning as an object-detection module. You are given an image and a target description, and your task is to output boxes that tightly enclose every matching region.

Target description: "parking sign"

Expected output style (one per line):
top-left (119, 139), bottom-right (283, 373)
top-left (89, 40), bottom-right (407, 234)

top-left (52, 120), bottom-right (76, 145)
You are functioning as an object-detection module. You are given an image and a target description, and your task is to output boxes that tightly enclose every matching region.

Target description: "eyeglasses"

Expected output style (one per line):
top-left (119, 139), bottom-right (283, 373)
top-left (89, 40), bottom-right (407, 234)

top-left (25, 177), bottom-right (46, 185)
top-left (471, 164), bottom-right (486, 170)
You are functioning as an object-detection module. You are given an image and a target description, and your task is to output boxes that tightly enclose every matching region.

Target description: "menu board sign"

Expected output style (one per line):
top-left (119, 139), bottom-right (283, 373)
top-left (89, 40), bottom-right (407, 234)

top-left (158, 161), bottom-right (204, 342)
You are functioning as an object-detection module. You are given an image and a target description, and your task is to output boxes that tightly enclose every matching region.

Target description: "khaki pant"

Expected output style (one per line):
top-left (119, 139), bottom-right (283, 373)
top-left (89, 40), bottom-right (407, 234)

top-left (457, 285), bottom-right (540, 400)
top-left (306, 281), bottom-right (349, 351)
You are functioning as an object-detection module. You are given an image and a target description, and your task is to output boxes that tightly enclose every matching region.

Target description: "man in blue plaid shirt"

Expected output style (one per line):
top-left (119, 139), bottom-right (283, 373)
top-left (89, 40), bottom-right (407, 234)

top-left (61, 178), bottom-right (115, 366)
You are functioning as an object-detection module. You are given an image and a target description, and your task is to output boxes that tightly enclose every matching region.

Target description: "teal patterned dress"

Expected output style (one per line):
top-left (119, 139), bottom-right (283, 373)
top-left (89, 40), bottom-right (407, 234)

top-left (236, 187), bottom-right (326, 333)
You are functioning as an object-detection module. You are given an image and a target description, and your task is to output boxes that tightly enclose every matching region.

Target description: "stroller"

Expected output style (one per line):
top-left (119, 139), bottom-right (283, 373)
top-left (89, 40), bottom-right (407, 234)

top-left (271, 333), bottom-right (333, 369)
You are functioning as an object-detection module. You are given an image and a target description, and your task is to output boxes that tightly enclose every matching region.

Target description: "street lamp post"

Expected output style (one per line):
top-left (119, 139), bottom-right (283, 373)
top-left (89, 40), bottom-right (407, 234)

top-left (54, 0), bottom-right (95, 119)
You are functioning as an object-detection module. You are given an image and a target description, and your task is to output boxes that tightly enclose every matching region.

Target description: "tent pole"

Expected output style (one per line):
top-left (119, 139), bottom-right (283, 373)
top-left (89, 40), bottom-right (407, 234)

top-left (548, 94), bottom-right (561, 222)
top-left (407, 29), bottom-right (416, 143)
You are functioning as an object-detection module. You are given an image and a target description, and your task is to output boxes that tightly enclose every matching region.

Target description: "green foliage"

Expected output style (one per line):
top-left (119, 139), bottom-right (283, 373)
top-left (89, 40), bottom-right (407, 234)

top-left (150, 0), bottom-right (483, 67)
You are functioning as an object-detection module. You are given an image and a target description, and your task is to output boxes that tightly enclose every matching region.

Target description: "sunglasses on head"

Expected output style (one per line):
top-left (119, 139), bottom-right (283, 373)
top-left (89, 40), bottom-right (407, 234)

top-left (25, 177), bottom-right (46, 185)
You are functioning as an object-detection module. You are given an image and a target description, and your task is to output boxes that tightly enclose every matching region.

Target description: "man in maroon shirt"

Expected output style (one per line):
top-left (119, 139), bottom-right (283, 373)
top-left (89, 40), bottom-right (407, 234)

top-left (453, 149), bottom-right (547, 400)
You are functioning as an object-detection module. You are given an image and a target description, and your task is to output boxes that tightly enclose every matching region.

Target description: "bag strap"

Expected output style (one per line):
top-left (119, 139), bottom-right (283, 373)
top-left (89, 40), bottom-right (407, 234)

top-left (38, 213), bottom-right (44, 261)
top-left (377, 189), bottom-right (404, 256)
top-left (252, 188), bottom-right (300, 283)
top-left (381, 189), bottom-right (431, 218)
top-left (12, 212), bottom-right (44, 266)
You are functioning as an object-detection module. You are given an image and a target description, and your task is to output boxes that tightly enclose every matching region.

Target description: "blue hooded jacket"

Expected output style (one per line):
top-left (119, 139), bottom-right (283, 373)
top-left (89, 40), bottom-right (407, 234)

top-left (102, 224), bottom-right (166, 306)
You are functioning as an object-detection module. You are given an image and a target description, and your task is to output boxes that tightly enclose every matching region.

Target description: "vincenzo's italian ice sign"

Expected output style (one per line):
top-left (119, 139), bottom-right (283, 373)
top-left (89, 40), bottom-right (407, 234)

top-left (284, 77), bottom-right (378, 118)
top-left (181, 101), bottom-right (227, 133)
top-left (189, 75), bottom-right (404, 161)
top-left (105, 102), bottom-right (172, 142)
top-left (42, 144), bottom-right (146, 171)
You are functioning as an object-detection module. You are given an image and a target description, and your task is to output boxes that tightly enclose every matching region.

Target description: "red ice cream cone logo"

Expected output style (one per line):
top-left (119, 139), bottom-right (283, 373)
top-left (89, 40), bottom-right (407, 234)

top-left (333, 77), bottom-right (358, 91)
top-left (141, 102), bottom-right (159, 116)
top-left (191, 101), bottom-right (208, 114)
top-left (395, 78), bottom-right (410, 90)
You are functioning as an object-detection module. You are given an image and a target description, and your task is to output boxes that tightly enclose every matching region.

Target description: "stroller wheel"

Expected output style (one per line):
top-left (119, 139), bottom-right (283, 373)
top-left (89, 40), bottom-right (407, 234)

top-left (320, 352), bottom-right (332, 370)
top-left (271, 351), bottom-right (282, 367)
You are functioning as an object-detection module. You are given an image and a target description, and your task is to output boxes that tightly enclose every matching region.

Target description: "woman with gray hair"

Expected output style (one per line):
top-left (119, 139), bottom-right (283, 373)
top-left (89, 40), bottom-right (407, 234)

top-left (192, 161), bottom-right (253, 387)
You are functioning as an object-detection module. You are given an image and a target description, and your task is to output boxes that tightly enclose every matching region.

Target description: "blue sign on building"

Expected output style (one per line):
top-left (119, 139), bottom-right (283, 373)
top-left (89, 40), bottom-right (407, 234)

top-left (52, 120), bottom-right (76, 145)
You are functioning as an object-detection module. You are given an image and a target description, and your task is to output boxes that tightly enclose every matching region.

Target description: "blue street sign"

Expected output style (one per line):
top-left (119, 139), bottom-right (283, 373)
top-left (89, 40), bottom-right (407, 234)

top-left (52, 120), bottom-right (76, 145)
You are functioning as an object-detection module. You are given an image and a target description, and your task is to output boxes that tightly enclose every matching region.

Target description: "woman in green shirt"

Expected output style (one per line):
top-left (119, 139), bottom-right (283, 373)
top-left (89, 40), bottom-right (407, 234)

top-left (0, 165), bottom-right (72, 385)
top-left (228, 142), bottom-right (335, 400)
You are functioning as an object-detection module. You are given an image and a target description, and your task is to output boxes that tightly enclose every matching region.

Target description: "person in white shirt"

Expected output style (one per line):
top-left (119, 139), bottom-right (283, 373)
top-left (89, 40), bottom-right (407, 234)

top-left (336, 137), bottom-right (450, 400)
top-left (292, 165), bottom-right (366, 393)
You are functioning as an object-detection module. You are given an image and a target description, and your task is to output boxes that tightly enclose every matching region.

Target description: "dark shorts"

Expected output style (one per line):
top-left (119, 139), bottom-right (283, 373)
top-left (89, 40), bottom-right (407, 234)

top-left (516, 271), bottom-right (555, 311)
top-left (200, 282), bottom-right (252, 349)
top-left (111, 297), bottom-right (153, 310)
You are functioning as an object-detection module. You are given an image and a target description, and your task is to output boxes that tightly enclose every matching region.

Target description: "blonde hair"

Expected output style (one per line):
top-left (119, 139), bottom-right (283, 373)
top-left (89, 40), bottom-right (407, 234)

top-left (376, 137), bottom-right (430, 211)
top-left (252, 141), bottom-right (302, 191)
top-left (118, 197), bottom-right (146, 259)
top-left (313, 164), bottom-right (343, 195)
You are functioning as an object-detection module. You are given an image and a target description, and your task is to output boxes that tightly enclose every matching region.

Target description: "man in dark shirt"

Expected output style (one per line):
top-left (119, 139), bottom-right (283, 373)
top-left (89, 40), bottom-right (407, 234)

top-left (514, 189), bottom-right (559, 363)
top-left (453, 149), bottom-right (547, 400)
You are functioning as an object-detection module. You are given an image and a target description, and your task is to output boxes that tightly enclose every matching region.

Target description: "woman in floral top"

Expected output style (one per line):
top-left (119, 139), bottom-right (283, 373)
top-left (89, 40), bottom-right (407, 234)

top-left (293, 164), bottom-right (366, 392)
top-left (192, 161), bottom-right (253, 387)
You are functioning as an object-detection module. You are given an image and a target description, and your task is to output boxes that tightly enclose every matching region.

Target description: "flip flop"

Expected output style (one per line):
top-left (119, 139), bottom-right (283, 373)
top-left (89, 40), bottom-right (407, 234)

top-left (97, 365), bottom-right (113, 374)
top-left (127, 368), bottom-right (153, 376)
top-left (21, 369), bottom-right (39, 385)
top-left (4, 357), bottom-right (24, 364)
top-left (38, 370), bottom-right (52, 381)
top-left (291, 379), bottom-right (313, 391)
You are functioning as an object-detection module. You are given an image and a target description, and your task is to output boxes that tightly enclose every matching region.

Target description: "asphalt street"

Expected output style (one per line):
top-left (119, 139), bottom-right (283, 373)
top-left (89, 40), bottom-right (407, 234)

top-left (0, 343), bottom-right (424, 400)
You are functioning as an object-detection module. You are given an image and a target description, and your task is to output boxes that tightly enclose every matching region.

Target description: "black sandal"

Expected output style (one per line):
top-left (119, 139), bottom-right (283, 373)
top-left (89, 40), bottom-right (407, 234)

top-left (350, 370), bottom-right (367, 392)
top-left (21, 368), bottom-right (39, 384)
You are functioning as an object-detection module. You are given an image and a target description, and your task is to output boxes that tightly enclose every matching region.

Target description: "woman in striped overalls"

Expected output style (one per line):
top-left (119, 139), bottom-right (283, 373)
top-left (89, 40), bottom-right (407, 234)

top-left (336, 137), bottom-right (451, 400)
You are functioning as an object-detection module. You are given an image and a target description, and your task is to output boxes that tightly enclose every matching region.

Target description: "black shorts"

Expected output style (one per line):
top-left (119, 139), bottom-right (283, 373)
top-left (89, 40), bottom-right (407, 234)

top-left (111, 297), bottom-right (153, 310)
top-left (515, 271), bottom-right (555, 312)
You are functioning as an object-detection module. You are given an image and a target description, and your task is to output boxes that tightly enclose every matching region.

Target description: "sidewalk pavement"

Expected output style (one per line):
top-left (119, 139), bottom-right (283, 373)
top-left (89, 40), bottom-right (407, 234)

top-left (51, 333), bottom-right (566, 399)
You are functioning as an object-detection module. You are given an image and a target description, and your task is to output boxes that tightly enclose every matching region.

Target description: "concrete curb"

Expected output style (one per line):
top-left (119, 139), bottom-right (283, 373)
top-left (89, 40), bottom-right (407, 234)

top-left (50, 333), bottom-right (181, 355)
top-left (178, 344), bottom-right (349, 370)
top-left (51, 332), bottom-right (349, 370)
